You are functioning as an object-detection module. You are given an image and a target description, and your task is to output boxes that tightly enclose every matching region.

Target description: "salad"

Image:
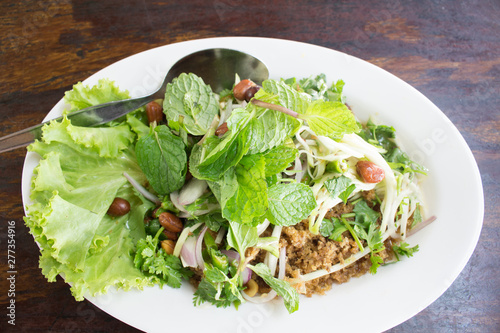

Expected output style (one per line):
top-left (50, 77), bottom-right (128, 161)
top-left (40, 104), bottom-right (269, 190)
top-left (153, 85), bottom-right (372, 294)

top-left (24, 72), bottom-right (430, 314)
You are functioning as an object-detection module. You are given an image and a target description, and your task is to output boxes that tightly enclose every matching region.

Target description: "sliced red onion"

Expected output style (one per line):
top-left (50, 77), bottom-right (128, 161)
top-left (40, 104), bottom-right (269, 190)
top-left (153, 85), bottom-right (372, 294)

top-left (178, 209), bottom-right (211, 219)
top-left (221, 249), bottom-right (240, 262)
top-left (195, 226), bottom-right (208, 270)
top-left (178, 178), bottom-right (208, 206)
top-left (170, 191), bottom-right (188, 213)
top-left (296, 157), bottom-right (307, 183)
top-left (242, 244), bottom-right (286, 304)
top-left (123, 172), bottom-right (160, 205)
top-left (174, 222), bottom-right (202, 257)
top-left (407, 215), bottom-right (437, 237)
top-left (215, 228), bottom-right (226, 244)
top-left (180, 235), bottom-right (198, 268)
top-left (278, 246), bottom-right (286, 280)
top-left (256, 219), bottom-right (270, 236)
top-left (265, 226), bottom-right (282, 276)
top-left (241, 267), bottom-right (252, 285)
top-left (221, 250), bottom-right (251, 284)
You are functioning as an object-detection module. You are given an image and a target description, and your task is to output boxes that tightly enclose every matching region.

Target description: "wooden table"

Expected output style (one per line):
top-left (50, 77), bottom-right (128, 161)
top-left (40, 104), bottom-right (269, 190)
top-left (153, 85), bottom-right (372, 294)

top-left (1, 1), bottom-right (498, 332)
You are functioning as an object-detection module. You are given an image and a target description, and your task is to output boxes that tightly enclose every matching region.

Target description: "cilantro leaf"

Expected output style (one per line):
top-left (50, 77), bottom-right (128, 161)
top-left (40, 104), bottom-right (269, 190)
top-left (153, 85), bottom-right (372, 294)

top-left (134, 230), bottom-right (192, 288)
top-left (319, 219), bottom-right (334, 237)
top-left (298, 74), bottom-right (345, 102)
top-left (193, 277), bottom-right (242, 308)
top-left (330, 217), bottom-right (348, 241)
top-left (353, 200), bottom-right (380, 227)
top-left (359, 119), bottom-right (427, 175)
top-left (392, 242), bottom-right (419, 260)
top-left (248, 263), bottom-right (300, 314)
top-left (369, 254), bottom-right (384, 274)
top-left (135, 125), bottom-right (187, 195)
top-left (324, 175), bottom-right (356, 203)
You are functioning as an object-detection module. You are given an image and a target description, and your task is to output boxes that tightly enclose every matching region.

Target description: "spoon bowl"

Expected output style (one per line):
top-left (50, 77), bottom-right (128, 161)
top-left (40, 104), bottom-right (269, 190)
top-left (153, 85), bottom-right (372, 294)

top-left (161, 48), bottom-right (269, 95)
top-left (0, 48), bottom-right (269, 153)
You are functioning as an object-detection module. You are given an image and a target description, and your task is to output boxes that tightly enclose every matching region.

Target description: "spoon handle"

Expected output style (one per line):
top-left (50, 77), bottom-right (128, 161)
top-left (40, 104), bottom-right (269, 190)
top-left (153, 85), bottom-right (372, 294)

top-left (0, 95), bottom-right (153, 153)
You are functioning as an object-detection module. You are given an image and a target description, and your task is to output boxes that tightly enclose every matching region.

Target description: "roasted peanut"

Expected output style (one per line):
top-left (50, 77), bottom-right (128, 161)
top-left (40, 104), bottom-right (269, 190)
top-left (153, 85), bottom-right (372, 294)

top-left (215, 122), bottom-right (229, 137)
top-left (161, 239), bottom-right (176, 255)
top-left (244, 279), bottom-right (259, 297)
top-left (244, 85), bottom-right (260, 102)
top-left (356, 160), bottom-right (385, 183)
top-left (158, 212), bottom-right (183, 233)
top-left (233, 79), bottom-right (256, 100)
top-left (107, 197), bottom-right (131, 217)
top-left (146, 101), bottom-right (163, 124)
top-left (163, 229), bottom-right (178, 241)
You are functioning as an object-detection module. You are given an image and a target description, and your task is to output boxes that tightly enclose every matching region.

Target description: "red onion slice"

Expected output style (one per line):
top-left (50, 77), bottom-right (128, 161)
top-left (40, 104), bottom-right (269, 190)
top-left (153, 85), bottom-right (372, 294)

top-left (220, 250), bottom-right (251, 284)
top-left (195, 226), bottom-right (208, 270)
top-left (256, 219), bottom-right (270, 236)
top-left (221, 249), bottom-right (240, 262)
top-left (170, 191), bottom-right (188, 213)
top-left (180, 235), bottom-right (198, 268)
top-left (407, 215), bottom-right (437, 237)
top-left (178, 178), bottom-right (208, 206)
top-left (243, 244), bottom-right (286, 304)
top-left (123, 172), bottom-right (160, 205)
top-left (278, 246), bottom-right (286, 280)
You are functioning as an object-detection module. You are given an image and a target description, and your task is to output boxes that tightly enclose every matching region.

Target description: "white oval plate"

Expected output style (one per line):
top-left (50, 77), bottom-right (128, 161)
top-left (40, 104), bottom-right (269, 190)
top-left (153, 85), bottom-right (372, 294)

top-left (22, 37), bottom-right (484, 333)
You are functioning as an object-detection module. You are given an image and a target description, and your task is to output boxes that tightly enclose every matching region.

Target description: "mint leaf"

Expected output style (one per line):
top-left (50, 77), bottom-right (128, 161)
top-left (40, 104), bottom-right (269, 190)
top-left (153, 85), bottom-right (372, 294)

top-left (267, 182), bottom-right (316, 226)
top-left (227, 221), bottom-right (258, 258)
top-left (189, 109), bottom-right (254, 182)
top-left (256, 79), bottom-right (310, 114)
top-left (246, 108), bottom-right (301, 154)
top-left (299, 100), bottom-right (359, 139)
top-left (261, 145), bottom-right (298, 177)
top-left (220, 155), bottom-right (268, 225)
top-left (248, 263), bottom-right (299, 314)
top-left (135, 125), bottom-right (187, 195)
top-left (324, 175), bottom-right (356, 203)
top-left (164, 73), bottom-right (219, 135)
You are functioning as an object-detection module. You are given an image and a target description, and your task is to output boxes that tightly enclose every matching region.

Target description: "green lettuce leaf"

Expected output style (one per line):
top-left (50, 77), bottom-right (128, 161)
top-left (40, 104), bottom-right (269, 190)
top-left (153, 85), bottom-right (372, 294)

top-left (24, 90), bottom-right (155, 301)
top-left (64, 78), bottom-right (130, 113)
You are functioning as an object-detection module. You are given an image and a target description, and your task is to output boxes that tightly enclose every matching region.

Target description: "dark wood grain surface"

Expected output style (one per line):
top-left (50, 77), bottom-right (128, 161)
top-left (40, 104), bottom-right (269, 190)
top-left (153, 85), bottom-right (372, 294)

top-left (0, 1), bottom-right (498, 332)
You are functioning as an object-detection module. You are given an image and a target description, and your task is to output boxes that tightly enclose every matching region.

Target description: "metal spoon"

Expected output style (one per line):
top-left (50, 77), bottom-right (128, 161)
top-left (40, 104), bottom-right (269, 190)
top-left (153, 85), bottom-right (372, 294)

top-left (0, 48), bottom-right (269, 153)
